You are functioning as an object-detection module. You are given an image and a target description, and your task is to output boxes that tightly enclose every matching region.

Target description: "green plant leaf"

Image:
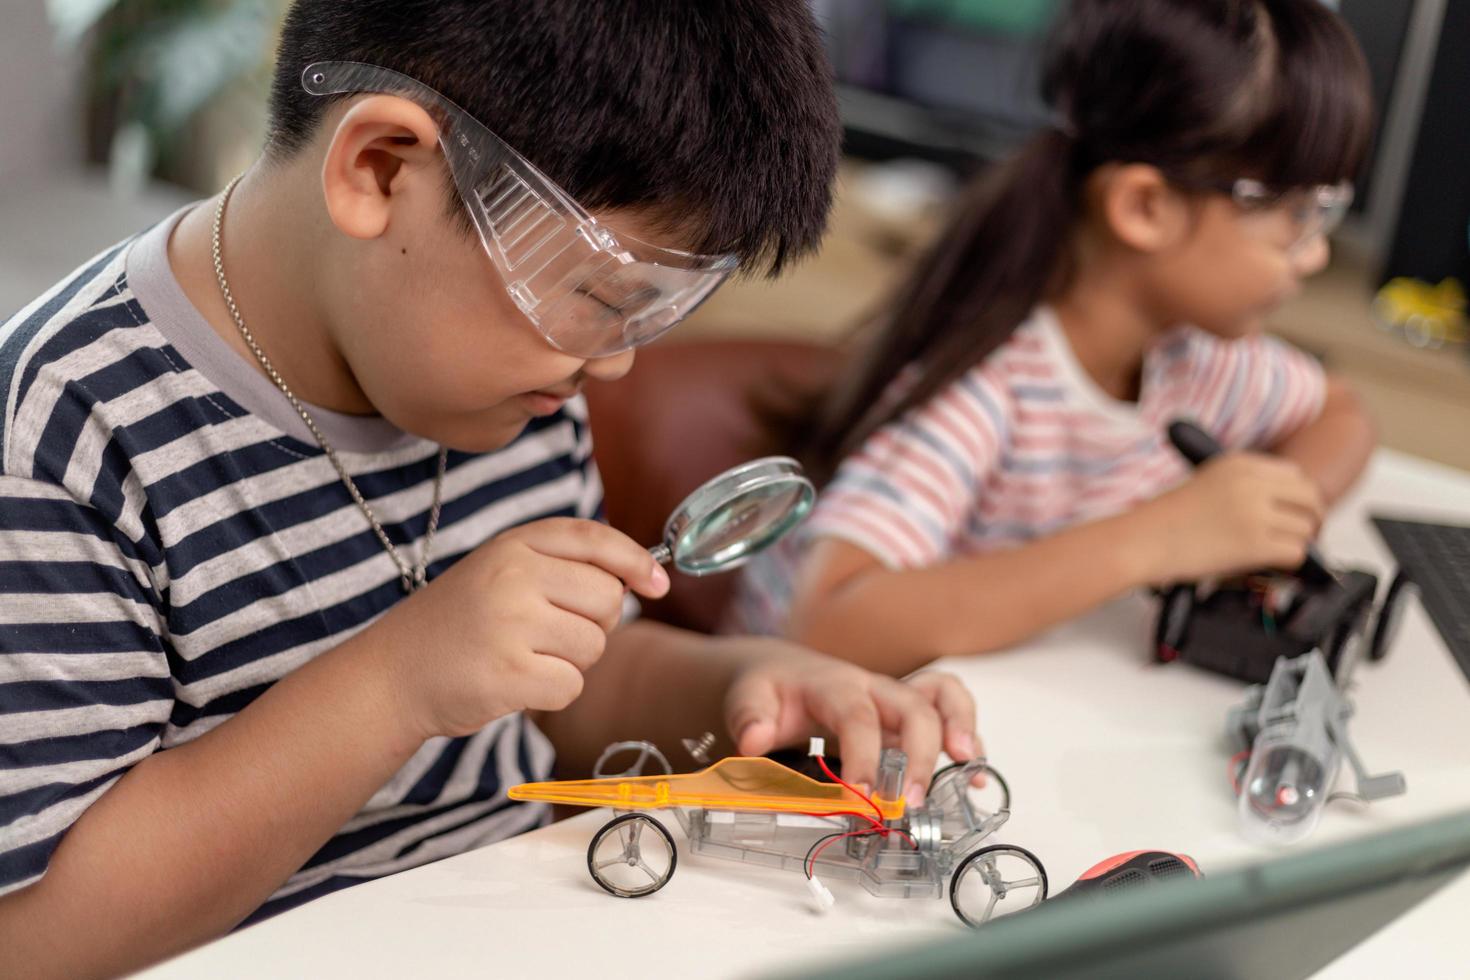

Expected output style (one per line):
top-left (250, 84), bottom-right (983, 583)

top-left (116, 0), bottom-right (274, 142)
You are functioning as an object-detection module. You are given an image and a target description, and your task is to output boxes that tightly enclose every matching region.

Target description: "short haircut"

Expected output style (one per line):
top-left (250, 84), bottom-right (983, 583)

top-left (266, 0), bottom-right (840, 274)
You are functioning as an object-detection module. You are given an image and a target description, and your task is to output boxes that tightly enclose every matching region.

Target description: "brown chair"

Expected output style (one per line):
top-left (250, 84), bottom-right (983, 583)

top-left (585, 339), bottom-right (841, 633)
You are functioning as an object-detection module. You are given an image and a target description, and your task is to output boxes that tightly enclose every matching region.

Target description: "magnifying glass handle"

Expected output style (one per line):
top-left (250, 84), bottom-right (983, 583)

top-left (1166, 420), bottom-right (1334, 583)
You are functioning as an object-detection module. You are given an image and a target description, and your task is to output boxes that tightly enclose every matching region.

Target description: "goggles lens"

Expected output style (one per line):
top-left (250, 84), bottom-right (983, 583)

top-left (304, 61), bottom-right (737, 358)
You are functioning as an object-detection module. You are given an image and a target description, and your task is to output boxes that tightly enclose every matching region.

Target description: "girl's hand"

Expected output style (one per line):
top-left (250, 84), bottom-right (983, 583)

top-left (1137, 452), bottom-right (1325, 585)
top-left (720, 639), bottom-right (981, 806)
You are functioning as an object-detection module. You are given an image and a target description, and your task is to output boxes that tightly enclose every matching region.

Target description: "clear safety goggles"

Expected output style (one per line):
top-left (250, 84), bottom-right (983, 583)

top-left (303, 61), bottom-right (738, 358)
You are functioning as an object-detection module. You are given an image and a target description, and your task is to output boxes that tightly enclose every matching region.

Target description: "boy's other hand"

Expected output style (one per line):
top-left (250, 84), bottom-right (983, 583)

top-left (721, 639), bottom-right (981, 807)
top-left (377, 518), bottom-right (670, 741)
top-left (1140, 452), bottom-right (1325, 584)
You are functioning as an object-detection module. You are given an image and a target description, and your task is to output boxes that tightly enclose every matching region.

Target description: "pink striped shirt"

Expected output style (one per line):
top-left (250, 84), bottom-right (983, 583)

top-left (730, 306), bottom-right (1326, 635)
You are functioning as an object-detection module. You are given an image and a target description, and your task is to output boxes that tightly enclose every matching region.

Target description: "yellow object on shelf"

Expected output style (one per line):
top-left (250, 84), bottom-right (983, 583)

top-left (508, 756), bottom-right (906, 820)
top-left (1372, 277), bottom-right (1469, 348)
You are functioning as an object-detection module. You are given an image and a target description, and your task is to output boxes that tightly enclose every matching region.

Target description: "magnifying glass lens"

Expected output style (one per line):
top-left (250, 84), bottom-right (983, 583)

top-left (653, 457), bottom-right (815, 577)
top-left (674, 481), bottom-right (812, 575)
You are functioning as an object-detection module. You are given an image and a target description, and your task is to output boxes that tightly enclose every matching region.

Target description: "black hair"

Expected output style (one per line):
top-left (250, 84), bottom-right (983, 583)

top-left (803, 0), bottom-right (1373, 480)
top-left (266, 0), bottom-right (840, 275)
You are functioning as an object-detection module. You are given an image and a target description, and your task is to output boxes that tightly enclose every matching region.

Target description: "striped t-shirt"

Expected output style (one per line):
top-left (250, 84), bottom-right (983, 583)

top-left (731, 305), bottom-right (1326, 635)
top-left (0, 208), bottom-right (596, 917)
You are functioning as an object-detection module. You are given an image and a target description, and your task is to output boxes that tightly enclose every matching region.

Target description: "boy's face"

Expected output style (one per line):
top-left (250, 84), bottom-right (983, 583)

top-left (1147, 193), bottom-right (1330, 340)
top-left (323, 178), bottom-right (675, 453)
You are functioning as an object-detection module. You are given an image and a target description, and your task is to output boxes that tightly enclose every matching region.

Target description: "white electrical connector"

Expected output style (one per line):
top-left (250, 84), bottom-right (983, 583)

top-left (805, 875), bottom-right (835, 913)
top-left (808, 736), bottom-right (826, 757)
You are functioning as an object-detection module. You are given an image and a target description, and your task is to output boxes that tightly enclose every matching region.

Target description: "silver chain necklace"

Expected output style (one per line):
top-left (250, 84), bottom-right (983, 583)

top-left (212, 173), bottom-right (447, 594)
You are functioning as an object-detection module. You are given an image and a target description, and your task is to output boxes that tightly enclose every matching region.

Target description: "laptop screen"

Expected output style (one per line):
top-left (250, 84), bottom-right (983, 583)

top-left (778, 808), bottom-right (1470, 980)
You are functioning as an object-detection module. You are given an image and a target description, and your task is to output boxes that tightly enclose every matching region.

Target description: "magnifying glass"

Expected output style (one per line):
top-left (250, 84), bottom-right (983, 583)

top-left (648, 457), bottom-right (816, 576)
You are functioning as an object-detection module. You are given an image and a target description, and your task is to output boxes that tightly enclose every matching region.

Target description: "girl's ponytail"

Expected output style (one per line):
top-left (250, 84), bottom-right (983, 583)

top-left (806, 127), bottom-right (1081, 481)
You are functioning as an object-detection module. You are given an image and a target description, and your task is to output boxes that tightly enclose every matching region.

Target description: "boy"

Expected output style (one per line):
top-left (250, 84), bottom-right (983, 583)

top-left (0, 3), bottom-right (982, 976)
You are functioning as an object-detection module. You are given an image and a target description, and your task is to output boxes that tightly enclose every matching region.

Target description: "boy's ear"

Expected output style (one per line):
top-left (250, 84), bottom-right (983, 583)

top-left (321, 95), bottom-right (442, 241)
top-left (1095, 164), bottom-right (1190, 254)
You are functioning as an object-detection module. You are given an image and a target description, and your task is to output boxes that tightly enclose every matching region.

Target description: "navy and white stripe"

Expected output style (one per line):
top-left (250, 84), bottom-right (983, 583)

top-left (0, 230), bottom-right (586, 916)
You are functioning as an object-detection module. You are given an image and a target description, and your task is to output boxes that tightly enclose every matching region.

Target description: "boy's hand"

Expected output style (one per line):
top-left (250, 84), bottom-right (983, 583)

top-left (1139, 452), bottom-right (1325, 584)
top-left (720, 639), bottom-right (981, 806)
top-left (378, 518), bottom-right (670, 741)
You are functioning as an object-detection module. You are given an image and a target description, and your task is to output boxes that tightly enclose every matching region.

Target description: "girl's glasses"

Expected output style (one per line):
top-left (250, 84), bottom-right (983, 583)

top-left (1224, 179), bottom-right (1355, 254)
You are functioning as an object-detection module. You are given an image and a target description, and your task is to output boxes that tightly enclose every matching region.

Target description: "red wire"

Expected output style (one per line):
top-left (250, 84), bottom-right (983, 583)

top-left (799, 812), bottom-right (917, 847)
top-left (802, 755), bottom-right (922, 881)
top-left (804, 826), bottom-right (920, 880)
top-left (888, 827), bottom-right (918, 850)
top-left (815, 754), bottom-right (885, 824)
top-left (806, 829), bottom-right (875, 879)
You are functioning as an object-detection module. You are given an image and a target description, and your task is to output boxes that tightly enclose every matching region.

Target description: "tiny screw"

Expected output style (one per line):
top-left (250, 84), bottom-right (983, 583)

top-left (682, 732), bottom-right (717, 765)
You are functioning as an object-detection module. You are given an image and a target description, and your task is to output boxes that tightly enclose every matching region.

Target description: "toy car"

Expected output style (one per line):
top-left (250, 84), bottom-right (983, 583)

top-left (1152, 565), bottom-right (1409, 684)
top-left (1154, 420), bottom-right (1412, 684)
top-left (508, 737), bottom-right (1048, 927)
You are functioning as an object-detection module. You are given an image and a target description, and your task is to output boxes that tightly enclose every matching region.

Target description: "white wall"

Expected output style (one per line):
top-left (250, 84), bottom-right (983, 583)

top-left (0, 1), bottom-right (83, 182)
top-left (0, 3), bottom-right (194, 316)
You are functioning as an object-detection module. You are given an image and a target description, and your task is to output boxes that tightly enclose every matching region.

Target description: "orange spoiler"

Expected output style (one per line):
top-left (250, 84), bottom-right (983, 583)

top-left (508, 756), bottom-right (905, 820)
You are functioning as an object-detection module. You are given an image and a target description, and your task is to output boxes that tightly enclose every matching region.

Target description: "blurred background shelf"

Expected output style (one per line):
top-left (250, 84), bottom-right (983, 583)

top-left (3, 0), bottom-right (1466, 473)
top-left (1268, 248), bottom-right (1470, 471)
top-left (686, 0), bottom-right (1470, 472)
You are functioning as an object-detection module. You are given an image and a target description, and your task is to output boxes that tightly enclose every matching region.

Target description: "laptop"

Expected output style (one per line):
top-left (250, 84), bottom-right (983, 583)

top-left (1372, 515), bottom-right (1470, 681)
top-left (779, 808), bottom-right (1470, 980)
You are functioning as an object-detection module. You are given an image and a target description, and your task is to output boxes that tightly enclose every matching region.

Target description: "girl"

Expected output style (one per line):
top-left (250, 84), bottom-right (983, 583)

top-left (732, 0), bottom-right (1378, 675)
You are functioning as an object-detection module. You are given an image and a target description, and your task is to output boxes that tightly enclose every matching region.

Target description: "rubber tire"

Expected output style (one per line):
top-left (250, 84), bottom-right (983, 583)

top-left (586, 813), bottom-right (678, 898)
top-left (928, 760), bottom-right (1012, 813)
top-left (949, 843), bottom-right (1050, 928)
top-left (1369, 570), bottom-right (1416, 663)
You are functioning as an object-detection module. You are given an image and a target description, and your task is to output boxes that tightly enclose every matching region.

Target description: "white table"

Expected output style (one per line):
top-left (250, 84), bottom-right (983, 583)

top-left (144, 449), bottom-right (1470, 979)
